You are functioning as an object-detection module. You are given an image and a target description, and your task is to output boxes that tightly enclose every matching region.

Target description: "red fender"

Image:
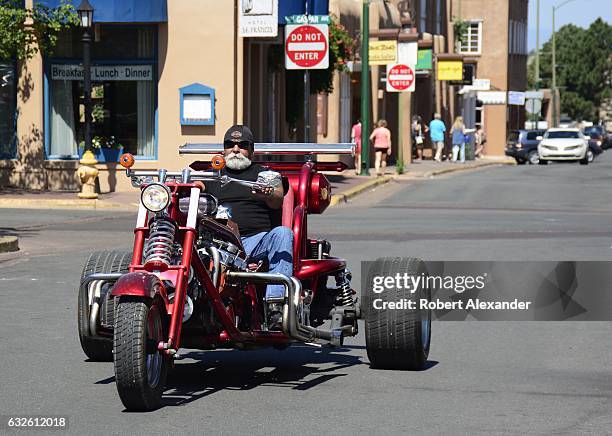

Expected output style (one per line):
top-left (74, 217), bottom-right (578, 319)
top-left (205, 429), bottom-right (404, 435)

top-left (111, 272), bottom-right (169, 307)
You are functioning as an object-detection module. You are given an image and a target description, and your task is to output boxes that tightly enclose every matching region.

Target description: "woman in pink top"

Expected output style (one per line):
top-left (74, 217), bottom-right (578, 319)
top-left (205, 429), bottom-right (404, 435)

top-left (351, 120), bottom-right (362, 175)
top-left (369, 119), bottom-right (392, 176)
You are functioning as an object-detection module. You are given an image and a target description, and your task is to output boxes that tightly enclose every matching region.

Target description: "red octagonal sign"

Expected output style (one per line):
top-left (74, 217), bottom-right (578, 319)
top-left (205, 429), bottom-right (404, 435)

top-left (285, 24), bottom-right (329, 70)
top-left (386, 63), bottom-right (415, 92)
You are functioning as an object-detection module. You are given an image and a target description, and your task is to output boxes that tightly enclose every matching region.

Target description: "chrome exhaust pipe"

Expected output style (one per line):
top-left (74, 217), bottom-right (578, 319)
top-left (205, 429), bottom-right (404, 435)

top-left (200, 246), bottom-right (221, 289)
top-left (89, 280), bottom-right (104, 337)
top-left (81, 273), bottom-right (123, 337)
top-left (226, 272), bottom-right (332, 343)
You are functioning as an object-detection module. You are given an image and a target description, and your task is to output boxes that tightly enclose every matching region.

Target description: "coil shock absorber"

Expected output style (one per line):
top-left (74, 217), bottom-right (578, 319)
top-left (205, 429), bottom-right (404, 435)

top-left (144, 217), bottom-right (177, 267)
top-left (335, 269), bottom-right (354, 307)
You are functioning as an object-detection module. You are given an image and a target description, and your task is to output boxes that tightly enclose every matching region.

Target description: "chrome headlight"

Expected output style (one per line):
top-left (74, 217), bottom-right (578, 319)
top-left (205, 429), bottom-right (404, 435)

top-left (141, 183), bottom-right (171, 212)
top-left (178, 193), bottom-right (219, 216)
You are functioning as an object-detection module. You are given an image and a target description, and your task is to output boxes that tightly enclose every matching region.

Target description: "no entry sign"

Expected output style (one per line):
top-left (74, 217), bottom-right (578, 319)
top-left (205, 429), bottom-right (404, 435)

top-left (285, 24), bottom-right (329, 70)
top-left (386, 63), bottom-right (416, 92)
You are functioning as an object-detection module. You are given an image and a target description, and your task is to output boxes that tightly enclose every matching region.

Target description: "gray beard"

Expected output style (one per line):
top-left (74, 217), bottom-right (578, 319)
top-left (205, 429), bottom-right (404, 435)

top-left (225, 153), bottom-right (252, 170)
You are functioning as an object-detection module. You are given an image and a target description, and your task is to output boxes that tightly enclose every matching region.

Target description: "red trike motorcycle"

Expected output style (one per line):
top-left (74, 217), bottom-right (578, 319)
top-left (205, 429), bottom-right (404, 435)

top-left (77, 143), bottom-right (431, 411)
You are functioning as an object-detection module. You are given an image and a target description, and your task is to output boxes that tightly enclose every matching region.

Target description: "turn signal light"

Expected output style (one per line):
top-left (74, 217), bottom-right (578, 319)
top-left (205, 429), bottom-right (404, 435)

top-left (211, 155), bottom-right (226, 170)
top-left (119, 153), bottom-right (135, 169)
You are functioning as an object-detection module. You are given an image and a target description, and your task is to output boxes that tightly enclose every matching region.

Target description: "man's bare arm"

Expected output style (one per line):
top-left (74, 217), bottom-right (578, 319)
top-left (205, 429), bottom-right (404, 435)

top-left (252, 182), bottom-right (284, 209)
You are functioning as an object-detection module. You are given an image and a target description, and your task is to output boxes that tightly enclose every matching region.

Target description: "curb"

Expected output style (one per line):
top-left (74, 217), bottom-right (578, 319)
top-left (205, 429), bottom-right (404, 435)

top-left (419, 160), bottom-right (514, 178)
top-left (0, 160), bottom-right (514, 210)
top-left (0, 198), bottom-right (138, 211)
top-left (0, 236), bottom-right (19, 253)
top-left (330, 175), bottom-right (394, 206)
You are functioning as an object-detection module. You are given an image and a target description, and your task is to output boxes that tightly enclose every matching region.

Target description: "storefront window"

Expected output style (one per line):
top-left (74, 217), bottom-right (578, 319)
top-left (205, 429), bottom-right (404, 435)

top-left (47, 26), bottom-right (156, 158)
top-left (0, 62), bottom-right (17, 159)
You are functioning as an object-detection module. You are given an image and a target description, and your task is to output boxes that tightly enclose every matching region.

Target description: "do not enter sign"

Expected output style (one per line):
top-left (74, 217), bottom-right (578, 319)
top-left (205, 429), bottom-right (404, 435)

top-left (386, 63), bottom-right (416, 92)
top-left (285, 24), bottom-right (329, 70)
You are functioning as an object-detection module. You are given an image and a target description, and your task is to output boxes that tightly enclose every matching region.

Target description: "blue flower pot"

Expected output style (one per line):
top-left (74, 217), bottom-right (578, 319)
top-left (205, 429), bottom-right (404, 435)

top-left (100, 147), bottom-right (124, 163)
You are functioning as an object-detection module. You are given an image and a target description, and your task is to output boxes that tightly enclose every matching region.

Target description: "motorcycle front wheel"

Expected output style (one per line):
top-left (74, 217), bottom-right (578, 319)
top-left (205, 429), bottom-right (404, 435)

top-left (113, 297), bottom-right (169, 411)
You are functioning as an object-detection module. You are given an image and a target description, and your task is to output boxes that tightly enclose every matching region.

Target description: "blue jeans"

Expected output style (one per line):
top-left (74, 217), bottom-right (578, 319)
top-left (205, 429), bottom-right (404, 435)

top-left (241, 227), bottom-right (293, 300)
top-left (452, 143), bottom-right (465, 162)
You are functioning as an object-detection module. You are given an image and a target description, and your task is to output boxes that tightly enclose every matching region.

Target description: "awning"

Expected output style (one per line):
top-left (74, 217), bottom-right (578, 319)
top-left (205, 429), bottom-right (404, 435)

top-left (477, 91), bottom-right (507, 105)
top-left (278, 0), bottom-right (329, 24)
top-left (35, 0), bottom-right (167, 23)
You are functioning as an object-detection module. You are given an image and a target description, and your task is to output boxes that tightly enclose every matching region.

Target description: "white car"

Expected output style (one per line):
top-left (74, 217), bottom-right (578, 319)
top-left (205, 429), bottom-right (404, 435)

top-left (537, 128), bottom-right (590, 165)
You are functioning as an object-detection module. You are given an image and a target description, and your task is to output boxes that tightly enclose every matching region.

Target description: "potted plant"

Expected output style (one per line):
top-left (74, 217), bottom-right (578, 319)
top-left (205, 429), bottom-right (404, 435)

top-left (98, 136), bottom-right (124, 163)
top-left (78, 136), bottom-right (124, 162)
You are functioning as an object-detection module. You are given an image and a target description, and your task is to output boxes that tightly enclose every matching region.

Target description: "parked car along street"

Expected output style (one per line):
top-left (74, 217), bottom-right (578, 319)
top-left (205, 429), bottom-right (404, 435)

top-left (538, 128), bottom-right (590, 165)
top-left (583, 125), bottom-right (611, 150)
top-left (587, 141), bottom-right (603, 163)
top-left (505, 129), bottom-right (546, 165)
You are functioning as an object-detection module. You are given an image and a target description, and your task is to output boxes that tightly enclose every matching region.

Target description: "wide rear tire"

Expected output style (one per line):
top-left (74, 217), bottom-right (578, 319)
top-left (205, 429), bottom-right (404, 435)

top-left (363, 257), bottom-right (431, 370)
top-left (78, 250), bottom-right (132, 362)
top-left (114, 297), bottom-right (169, 411)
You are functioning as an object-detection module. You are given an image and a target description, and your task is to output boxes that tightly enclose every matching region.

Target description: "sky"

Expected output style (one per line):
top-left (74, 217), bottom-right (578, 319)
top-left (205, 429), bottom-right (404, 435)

top-left (527, 0), bottom-right (611, 51)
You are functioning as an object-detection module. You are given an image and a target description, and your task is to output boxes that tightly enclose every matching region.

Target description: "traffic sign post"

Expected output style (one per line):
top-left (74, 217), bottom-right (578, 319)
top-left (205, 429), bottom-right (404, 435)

top-left (285, 23), bottom-right (329, 70)
top-left (285, 16), bottom-right (329, 142)
top-left (386, 64), bottom-right (416, 92)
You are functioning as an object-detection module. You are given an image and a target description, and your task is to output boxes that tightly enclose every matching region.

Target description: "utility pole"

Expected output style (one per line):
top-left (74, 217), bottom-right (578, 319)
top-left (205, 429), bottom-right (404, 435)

top-left (360, 0), bottom-right (370, 175)
top-left (535, 0), bottom-right (540, 90)
top-left (551, 0), bottom-right (577, 127)
top-left (552, 4), bottom-right (556, 127)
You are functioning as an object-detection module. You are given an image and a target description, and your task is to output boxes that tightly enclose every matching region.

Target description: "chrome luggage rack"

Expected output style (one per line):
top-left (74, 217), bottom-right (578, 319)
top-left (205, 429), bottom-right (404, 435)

top-left (179, 142), bottom-right (356, 156)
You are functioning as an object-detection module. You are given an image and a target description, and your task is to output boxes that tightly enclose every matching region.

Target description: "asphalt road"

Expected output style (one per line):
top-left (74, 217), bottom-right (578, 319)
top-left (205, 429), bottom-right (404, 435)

top-left (1, 155), bottom-right (612, 434)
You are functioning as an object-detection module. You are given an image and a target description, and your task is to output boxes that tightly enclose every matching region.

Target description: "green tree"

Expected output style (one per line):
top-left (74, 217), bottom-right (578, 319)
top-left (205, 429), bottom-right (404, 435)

top-left (528, 18), bottom-right (612, 121)
top-left (0, 0), bottom-right (78, 61)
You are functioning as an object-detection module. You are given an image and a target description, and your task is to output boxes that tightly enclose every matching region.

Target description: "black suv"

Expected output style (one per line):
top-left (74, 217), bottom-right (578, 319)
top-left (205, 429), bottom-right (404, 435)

top-left (505, 130), bottom-right (546, 165)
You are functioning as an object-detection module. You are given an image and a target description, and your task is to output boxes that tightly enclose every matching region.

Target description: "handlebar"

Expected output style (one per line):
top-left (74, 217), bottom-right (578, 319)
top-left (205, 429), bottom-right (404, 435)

top-left (125, 168), bottom-right (276, 192)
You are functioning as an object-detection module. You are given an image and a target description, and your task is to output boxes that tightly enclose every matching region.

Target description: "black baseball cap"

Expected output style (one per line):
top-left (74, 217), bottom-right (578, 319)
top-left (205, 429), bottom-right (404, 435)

top-left (223, 125), bottom-right (255, 145)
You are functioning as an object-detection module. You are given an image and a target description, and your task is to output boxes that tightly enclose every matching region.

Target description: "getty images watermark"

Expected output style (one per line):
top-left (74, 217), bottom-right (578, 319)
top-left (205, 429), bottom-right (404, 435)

top-left (371, 271), bottom-right (532, 311)
top-left (361, 260), bottom-right (612, 320)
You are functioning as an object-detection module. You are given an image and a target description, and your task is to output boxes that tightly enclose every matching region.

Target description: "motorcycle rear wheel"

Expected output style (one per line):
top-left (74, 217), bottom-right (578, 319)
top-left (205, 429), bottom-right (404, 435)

top-left (363, 257), bottom-right (431, 370)
top-left (114, 297), bottom-right (169, 411)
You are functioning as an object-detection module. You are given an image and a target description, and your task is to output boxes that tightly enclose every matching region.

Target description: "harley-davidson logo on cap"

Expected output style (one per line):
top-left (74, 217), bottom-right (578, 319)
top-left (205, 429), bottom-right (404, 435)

top-left (231, 130), bottom-right (242, 139)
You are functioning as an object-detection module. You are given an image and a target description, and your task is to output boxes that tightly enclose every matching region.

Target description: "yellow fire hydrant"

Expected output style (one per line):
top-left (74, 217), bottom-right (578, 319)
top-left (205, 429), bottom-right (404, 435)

top-left (77, 150), bottom-right (99, 199)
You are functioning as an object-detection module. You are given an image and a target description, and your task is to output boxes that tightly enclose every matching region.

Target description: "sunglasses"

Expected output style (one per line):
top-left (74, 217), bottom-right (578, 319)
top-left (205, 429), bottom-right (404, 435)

top-left (224, 140), bottom-right (253, 150)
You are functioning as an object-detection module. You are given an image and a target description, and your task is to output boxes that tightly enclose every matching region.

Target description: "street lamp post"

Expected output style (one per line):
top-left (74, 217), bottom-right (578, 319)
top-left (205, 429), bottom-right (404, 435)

top-left (551, 0), bottom-right (577, 128)
top-left (359, 0), bottom-right (370, 175)
top-left (76, 0), bottom-right (98, 199)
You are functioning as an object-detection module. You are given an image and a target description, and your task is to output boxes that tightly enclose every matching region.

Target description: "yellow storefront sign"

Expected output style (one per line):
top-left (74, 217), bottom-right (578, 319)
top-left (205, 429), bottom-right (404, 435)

top-left (368, 40), bottom-right (397, 65)
top-left (437, 60), bottom-right (463, 81)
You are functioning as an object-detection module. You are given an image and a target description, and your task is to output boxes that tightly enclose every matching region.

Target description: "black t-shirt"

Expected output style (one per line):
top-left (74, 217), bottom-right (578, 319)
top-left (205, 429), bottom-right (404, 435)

top-left (205, 164), bottom-right (282, 237)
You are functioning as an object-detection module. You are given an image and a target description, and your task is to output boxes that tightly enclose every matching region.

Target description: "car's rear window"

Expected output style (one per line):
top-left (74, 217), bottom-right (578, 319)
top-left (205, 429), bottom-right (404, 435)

top-left (526, 131), bottom-right (543, 140)
top-left (507, 131), bottom-right (520, 142)
top-left (584, 127), bottom-right (602, 136)
top-left (546, 131), bottom-right (580, 139)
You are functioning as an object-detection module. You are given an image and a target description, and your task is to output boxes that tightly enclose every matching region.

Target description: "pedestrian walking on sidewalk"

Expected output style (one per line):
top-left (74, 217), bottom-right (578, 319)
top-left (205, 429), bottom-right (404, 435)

top-left (451, 116), bottom-right (466, 163)
top-left (370, 119), bottom-right (392, 176)
top-left (411, 115), bottom-right (427, 160)
top-left (351, 119), bottom-right (362, 175)
top-left (429, 113), bottom-right (446, 162)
